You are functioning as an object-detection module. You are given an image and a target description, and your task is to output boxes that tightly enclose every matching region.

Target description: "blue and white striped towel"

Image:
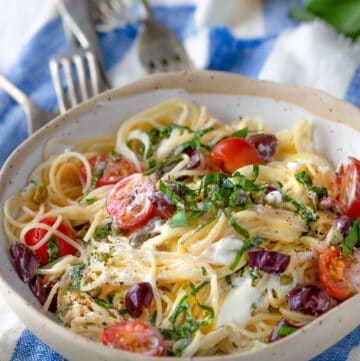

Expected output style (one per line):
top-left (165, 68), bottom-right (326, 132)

top-left (0, 1), bottom-right (359, 360)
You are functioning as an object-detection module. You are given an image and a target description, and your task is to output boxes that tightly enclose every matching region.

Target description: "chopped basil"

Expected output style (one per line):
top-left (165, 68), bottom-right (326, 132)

top-left (231, 128), bottom-right (248, 138)
top-left (47, 237), bottom-right (60, 263)
top-left (249, 267), bottom-right (261, 283)
top-left (283, 194), bottom-right (318, 224)
top-left (69, 263), bottom-right (85, 291)
top-left (85, 198), bottom-right (96, 205)
top-left (232, 341), bottom-right (239, 349)
top-left (96, 222), bottom-right (113, 240)
top-left (108, 150), bottom-right (120, 161)
top-left (278, 325), bottom-right (298, 336)
top-left (342, 217), bottom-right (360, 256)
top-left (159, 281), bottom-right (214, 356)
top-left (80, 160), bottom-right (107, 200)
top-left (223, 208), bottom-right (250, 238)
top-left (201, 266), bottom-right (207, 276)
top-left (119, 308), bottom-right (128, 315)
top-left (150, 311), bottom-right (157, 326)
top-left (95, 298), bottom-right (114, 309)
top-left (230, 237), bottom-right (264, 271)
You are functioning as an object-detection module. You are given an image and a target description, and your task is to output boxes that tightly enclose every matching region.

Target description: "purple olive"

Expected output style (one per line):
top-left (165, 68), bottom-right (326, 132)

top-left (247, 134), bottom-right (277, 161)
top-left (248, 248), bottom-right (290, 274)
top-left (318, 197), bottom-right (342, 214)
top-left (29, 275), bottom-right (58, 312)
top-left (287, 284), bottom-right (330, 316)
top-left (335, 215), bottom-right (353, 236)
top-left (9, 242), bottom-right (38, 283)
top-left (125, 282), bottom-right (154, 318)
top-left (264, 184), bottom-right (279, 194)
top-left (269, 317), bottom-right (299, 342)
top-left (183, 148), bottom-right (202, 170)
top-left (149, 191), bottom-right (176, 219)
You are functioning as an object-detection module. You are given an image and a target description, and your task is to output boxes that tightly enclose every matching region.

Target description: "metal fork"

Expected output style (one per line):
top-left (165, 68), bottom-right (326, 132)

top-left (50, 0), bottom-right (109, 113)
top-left (0, 74), bottom-right (55, 133)
top-left (138, 0), bottom-right (192, 73)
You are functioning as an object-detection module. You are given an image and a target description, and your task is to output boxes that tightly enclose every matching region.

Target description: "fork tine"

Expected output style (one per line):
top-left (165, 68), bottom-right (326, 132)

top-left (73, 54), bottom-right (89, 101)
top-left (61, 57), bottom-right (78, 108)
top-left (85, 51), bottom-right (101, 96)
top-left (50, 59), bottom-right (68, 114)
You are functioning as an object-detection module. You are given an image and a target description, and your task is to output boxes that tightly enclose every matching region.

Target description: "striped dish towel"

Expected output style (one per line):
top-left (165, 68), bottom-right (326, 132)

top-left (0, 1), bottom-right (359, 360)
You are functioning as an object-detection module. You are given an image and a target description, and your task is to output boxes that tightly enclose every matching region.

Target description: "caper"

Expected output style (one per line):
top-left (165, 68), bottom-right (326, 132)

top-left (33, 183), bottom-right (48, 204)
top-left (279, 274), bottom-right (293, 285)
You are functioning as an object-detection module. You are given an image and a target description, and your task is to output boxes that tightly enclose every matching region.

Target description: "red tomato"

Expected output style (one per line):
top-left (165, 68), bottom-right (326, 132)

top-left (106, 174), bottom-right (156, 230)
top-left (81, 153), bottom-right (137, 188)
top-left (335, 156), bottom-right (360, 220)
top-left (318, 246), bottom-right (355, 301)
top-left (210, 137), bottom-right (261, 174)
top-left (102, 321), bottom-right (164, 356)
top-left (25, 217), bottom-right (77, 265)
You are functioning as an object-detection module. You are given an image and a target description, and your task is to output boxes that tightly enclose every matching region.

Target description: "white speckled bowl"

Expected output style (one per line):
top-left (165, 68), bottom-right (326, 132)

top-left (0, 71), bottom-right (359, 361)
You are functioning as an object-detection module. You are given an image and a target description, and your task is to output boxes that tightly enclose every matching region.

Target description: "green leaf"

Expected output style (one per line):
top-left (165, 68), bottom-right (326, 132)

top-left (230, 237), bottom-right (264, 271)
top-left (223, 208), bottom-right (250, 238)
top-left (95, 298), bottom-right (114, 309)
top-left (231, 128), bottom-right (248, 138)
top-left (96, 222), bottom-right (113, 240)
top-left (47, 237), bottom-right (60, 263)
top-left (150, 311), bottom-right (157, 326)
top-left (289, 0), bottom-right (360, 40)
top-left (278, 325), bottom-right (298, 336)
top-left (295, 171), bottom-right (328, 200)
top-left (69, 263), bottom-right (85, 291)
top-left (283, 194), bottom-right (319, 224)
top-left (342, 217), bottom-right (360, 256)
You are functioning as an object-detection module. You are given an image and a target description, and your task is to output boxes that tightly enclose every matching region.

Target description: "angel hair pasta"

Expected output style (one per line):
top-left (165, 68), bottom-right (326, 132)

top-left (4, 99), bottom-right (360, 357)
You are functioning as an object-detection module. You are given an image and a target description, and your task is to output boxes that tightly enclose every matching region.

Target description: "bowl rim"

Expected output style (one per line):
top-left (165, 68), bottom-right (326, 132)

top-left (0, 70), bottom-right (359, 361)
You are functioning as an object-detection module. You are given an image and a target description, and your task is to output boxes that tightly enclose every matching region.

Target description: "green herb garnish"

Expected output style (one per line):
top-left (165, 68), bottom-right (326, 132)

top-left (283, 194), bottom-right (319, 224)
top-left (150, 311), bottom-right (157, 326)
top-left (231, 128), bottom-right (248, 138)
top-left (95, 298), bottom-right (114, 309)
top-left (342, 217), bottom-right (360, 256)
top-left (278, 325), bottom-right (298, 336)
top-left (69, 263), bottom-right (85, 291)
top-left (47, 237), bottom-right (60, 263)
top-left (96, 222), bottom-right (113, 240)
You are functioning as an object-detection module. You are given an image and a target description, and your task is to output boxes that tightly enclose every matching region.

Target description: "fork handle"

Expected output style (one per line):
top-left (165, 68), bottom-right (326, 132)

top-left (57, 0), bottom-right (111, 90)
top-left (0, 74), bottom-right (33, 113)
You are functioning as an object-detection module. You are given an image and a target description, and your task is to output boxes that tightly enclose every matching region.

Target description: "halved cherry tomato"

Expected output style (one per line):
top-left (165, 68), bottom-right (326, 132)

top-left (318, 246), bottom-right (355, 300)
top-left (106, 174), bottom-right (155, 230)
top-left (102, 320), bottom-right (164, 356)
top-left (25, 217), bottom-right (77, 265)
top-left (335, 156), bottom-right (360, 220)
top-left (210, 137), bottom-right (261, 174)
top-left (81, 152), bottom-right (137, 188)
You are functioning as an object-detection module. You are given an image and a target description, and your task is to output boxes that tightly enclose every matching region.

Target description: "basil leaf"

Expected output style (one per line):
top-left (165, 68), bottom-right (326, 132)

top-left (69, 263), bottom-right (85, 291)
top-left (96, 222), bottom-right (113, 240)
top-left (278, 325), bottom-right (298, 336)
top-left (295, 171), bottom-right (328, 199)
top-left (231, 128), bottom-right (248, 138)
top-left (342, 217), bottom-right (360, 256)
top-left (230, 237), bottom-right (263, 271)
top-left (283, 194), bottom-right (319, 224)
top-left (47, 237), bottom-right (60, 263)
top-left (289, 0), bottom-right (360, 40)
top-left (223, 208), bottom-right (250, 238)
top-left (95, 298), bottom-right (114, 309)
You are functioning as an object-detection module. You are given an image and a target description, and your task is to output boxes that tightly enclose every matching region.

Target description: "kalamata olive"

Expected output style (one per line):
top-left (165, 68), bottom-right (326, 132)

top-left (125, 282), bottom-right (154, 318)
top-left (287, 284), bottom-right (330, 316)
top-left (264, 184), bottom-right (279, 194)
top-left (248, 248), bottom-right (290, 274)
top-left (9, 242), bottom-right (38, 283)
top-left (247, 134), bottom-right (277, 161)
top-left (149, 191), bottom-right (176, 219)
top-left (269, 317), bottom-right (299, 342)
top-left (318, 197), bottom-right (342, 214)
top-left (29, 275), bottom-right (58, 312)
top-left (183, 148), bottom-right (202, 170)
top-left (335, 215), bottom-right (353, 236)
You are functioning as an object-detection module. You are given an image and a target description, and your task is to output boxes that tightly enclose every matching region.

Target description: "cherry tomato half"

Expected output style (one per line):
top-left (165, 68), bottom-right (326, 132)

top-left (25, 217), bottom-right (77, 265)
top-left (335, 156), bottom-right (360, 220)
top-left (210, 137), bottom-right (261, 174)
top-left (318, 246), bottom-right (355, 301)
top-left (102, 321), bottom-right (164, 356)
top-left (106, 173), bottom-right (156, 230)
top-left (81, 152), bottom-right (137, 188)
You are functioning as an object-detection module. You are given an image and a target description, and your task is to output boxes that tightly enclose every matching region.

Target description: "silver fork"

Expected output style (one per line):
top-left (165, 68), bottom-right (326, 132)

top-left (50, 0), bottom-right (109, 113)
top-left (138, 0), bottom-right (192, 73)
top-left (0, 74), bottom-right (55, 134)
